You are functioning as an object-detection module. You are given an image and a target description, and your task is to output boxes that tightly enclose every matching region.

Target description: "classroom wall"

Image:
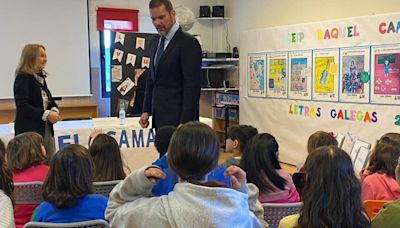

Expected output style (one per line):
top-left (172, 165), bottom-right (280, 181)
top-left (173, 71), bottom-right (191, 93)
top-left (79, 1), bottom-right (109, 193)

top-left (88, 0), bottom-right (223, 117)
top-left (223, 0), bottom-right (400, 163)
top-left (225, 0), bottom-right (400, 51)
top-left (0, 0), bottom-right (223, 120)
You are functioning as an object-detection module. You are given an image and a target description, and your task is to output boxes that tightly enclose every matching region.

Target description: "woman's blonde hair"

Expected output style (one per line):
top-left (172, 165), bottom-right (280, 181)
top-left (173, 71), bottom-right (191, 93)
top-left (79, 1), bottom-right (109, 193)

top-left (15, 44), bottom-right (45, 75)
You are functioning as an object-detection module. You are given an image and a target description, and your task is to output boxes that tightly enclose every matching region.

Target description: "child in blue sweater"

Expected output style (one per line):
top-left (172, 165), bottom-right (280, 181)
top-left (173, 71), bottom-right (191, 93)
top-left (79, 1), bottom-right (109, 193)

top-left (151, 126), bottom-right (231, 196)
top-left (32, 144), bottom-right (108, 223)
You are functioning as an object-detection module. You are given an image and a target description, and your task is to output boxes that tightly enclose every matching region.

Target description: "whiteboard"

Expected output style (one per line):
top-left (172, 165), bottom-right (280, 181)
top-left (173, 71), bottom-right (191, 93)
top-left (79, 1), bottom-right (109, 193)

top-left (0, 0), bottom-right (91, 98)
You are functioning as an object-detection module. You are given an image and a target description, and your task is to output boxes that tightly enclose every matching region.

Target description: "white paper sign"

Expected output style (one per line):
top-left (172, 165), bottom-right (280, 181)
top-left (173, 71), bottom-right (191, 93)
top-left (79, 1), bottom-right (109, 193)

top-left (136, 37), bottom-right (145, 50)
top-left (112, 49), bottom-right (124, 63)
top-left (111, 65), bottom-right (122, 82)
top-left (117, 77), bottom-right (135, 96)
top-left (126, 53), bottom-right (137, 66)
top-left (141, 57), bottom-right (150, 68)
top-left (115, 32), bottom-right (125, 45)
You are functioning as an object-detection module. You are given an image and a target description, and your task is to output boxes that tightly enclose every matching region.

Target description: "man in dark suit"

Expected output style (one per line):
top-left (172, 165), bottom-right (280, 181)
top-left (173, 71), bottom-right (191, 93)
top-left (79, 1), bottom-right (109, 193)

top-left (139, 0), bottom-right (202, 130)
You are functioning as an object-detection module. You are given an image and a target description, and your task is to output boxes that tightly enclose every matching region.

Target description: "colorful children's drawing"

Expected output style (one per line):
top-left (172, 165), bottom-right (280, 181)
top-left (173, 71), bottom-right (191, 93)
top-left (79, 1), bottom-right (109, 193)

top-left (268, 58), bottom-right (286, 91)
top-left (341, 55), bottom-right (365, 94)
top-left (374, 54), bottom-right (400, 95)
top-left (290, 58), bottom-right (307, 92)
top-left (248, 55), bottom-right (266, 96)
top-left (314, 57), bottom-right (335, 93)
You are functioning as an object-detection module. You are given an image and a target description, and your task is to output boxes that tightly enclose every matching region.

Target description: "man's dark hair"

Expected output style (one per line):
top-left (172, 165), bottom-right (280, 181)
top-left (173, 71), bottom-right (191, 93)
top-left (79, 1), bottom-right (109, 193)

top-left (149, 0), bottom-right (173, 12)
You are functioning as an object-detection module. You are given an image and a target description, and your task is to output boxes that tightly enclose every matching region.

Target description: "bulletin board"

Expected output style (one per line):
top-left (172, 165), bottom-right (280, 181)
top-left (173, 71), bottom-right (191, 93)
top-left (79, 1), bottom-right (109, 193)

top-left (110, 32), bottom-right (155, 117)
top-left (240, 12), bottom-right (400, 165)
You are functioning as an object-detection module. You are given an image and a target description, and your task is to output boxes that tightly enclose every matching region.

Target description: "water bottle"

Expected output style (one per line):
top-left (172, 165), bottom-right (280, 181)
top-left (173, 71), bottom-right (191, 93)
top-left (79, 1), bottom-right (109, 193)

top-left (119, 103), bottom-right (126, 125)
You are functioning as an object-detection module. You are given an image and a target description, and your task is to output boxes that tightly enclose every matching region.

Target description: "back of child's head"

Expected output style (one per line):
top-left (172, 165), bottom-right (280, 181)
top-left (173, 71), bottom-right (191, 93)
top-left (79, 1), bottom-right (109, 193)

top-left (240, 133), bottom-right (285, 192)
top-left (0, 139), bottom-right (13, 205)
top-left (307, 131), bottom-right (338, 154)
top-left (368, 136), bottom-right (400, 178)
top-left (43, 144), bottom-right (94, 208)
top-left (154, 125), bottom-right (176, 157)
top-left (6, 132), bottom-right (46, 171)
top-left (0, 138), bottom-right (5, 157)
top-left (300, 145), bottom-right (369, 228)
top-left (226, 125), bottom-right (258, 153)
top-left (379, 132), bottom-right (400, 144)
top-left (167, 121), bottom-right (219, 182)
top-left (89, 134), bottom-right (126, 181)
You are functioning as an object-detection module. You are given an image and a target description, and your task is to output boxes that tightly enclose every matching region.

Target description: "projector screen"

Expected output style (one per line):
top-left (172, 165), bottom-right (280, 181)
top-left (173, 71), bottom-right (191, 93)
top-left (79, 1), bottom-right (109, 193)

top-left (0, 0), bottom-right (91, 99)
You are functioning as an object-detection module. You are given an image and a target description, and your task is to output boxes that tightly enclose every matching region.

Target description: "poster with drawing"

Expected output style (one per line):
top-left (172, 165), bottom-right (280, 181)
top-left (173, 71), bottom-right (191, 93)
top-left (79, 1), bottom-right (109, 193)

top-left (288, 51), bottom-right (312, 100)
top-left (371, 45), bottom-right (400, 105)
top-left (248, 53), bottom-right (267, 97)
top-left (267, 52), bottom-right (288, 98)
top-left (339, 47), bottom-right (370, 103)
top-left (312, 49), bottom-right (339, 101)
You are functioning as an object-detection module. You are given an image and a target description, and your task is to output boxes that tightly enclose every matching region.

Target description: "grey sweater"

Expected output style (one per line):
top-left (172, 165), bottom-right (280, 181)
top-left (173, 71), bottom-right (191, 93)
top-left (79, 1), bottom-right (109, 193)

top-left (106, 166), bottom-right (267, 228)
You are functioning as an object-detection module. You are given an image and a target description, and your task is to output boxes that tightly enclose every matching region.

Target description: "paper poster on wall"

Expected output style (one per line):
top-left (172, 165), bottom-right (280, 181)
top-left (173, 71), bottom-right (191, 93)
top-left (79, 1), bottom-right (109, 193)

top-left (141, 57), bottom-right (150, 68)
top-left (111, 65), bottom-right (122, 82)
top-left (117, 77), bottom-right (135, 96)
top-left (288, 51), bottom-right (312, 100)
top-left (114, 32), bottom-right (125, 45)
top-left (267, 52), bottom-right (288, 98)
top-left (371, 45), bottom-right (400, 104)
top-left (339, 47), bottom-right (370, 103)
top-left (248, 53), bottom-right (267, 97)
top-left (112, 49), bottom-right (124, 63)
top-left (312, 49), bottom-right (339, 101)
top-left (136, 37), bottom-right (146, 50)
top-left (126, 53), bottom-right (137, 66)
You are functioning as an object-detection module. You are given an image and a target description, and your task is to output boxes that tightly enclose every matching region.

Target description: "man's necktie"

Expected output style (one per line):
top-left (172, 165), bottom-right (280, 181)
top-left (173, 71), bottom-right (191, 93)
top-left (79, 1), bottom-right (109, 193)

top-left (155, 36), bottom-right (166, 70)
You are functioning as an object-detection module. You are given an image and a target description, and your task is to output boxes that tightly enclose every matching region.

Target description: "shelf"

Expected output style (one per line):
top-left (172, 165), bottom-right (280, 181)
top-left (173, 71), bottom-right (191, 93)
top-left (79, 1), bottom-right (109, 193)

top-left (197, 17), bottom-right (231, 21)
top-left (202, 65), bottom-right (238, 70)
top-left (201, 87), bottom-right (239, 91)
top-left (202, 58), bottom-right (239, 62)
top-left (214, 117), bottom-right (239, 122)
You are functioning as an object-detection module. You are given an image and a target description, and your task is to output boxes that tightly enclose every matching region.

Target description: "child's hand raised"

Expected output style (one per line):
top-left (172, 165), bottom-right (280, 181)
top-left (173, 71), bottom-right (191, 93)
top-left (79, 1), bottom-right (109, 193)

top-left (224, 165), bottom-right (248, 193)
top-left (144, 167), bottom-right (166, 184)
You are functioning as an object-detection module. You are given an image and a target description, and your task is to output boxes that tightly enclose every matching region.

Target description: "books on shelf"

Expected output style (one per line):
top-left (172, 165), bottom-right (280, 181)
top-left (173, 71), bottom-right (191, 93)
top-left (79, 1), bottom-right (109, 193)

top-left (215, 92), bottom-right (239, 106)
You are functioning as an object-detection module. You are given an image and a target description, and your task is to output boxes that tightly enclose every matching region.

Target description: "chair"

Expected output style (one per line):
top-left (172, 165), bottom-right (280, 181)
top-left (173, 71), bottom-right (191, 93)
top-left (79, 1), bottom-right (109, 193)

top-left (24, 219), bottom-right (109, 228)
top-left (13, 181), bottom-right (44, 204)
top-left (262, 202), bottom-right (303, 228)
top-left (292, 172), bottom-right (305, 198)
top-left (363, 200), bottom-right (393, 220)
top-left (92, 180), bottom-right (121, 197)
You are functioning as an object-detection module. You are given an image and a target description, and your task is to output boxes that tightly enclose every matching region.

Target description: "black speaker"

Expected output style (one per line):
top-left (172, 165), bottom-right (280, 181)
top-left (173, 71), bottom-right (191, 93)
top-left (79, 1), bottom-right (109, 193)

top-left (199, 6), bottom-right (211, 17)
top-left (212, 5), bottom-right (224, 17)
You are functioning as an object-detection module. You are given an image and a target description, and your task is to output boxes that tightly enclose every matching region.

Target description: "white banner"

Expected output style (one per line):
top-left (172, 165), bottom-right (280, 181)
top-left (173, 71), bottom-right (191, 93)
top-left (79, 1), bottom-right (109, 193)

top-left (0, 117), bottom-right (213, 171)
top-left (240, 13), bottom-right (400, 165)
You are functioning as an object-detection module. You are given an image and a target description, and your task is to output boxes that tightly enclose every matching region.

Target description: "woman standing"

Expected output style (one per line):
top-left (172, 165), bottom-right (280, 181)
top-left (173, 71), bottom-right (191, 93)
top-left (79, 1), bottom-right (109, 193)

top-left (13, 44), bottom-right (60, 160)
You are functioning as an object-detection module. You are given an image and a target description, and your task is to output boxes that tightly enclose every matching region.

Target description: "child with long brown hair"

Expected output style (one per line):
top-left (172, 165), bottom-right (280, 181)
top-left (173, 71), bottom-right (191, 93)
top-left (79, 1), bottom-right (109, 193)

top-left (6, 132), bottom-right (49, 228)
top-left (361, 134), bottom-right (400, 200)
top-left (89, 134), bottom-right (126, 181)
top-left (32, 144), bottom-right (107, 223)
